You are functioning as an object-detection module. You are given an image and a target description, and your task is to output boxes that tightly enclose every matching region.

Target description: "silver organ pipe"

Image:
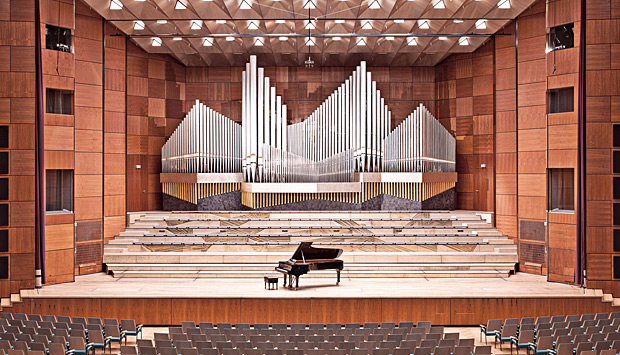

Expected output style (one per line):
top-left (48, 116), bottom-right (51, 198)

top-left (162, 56), bottom-right (455, 181)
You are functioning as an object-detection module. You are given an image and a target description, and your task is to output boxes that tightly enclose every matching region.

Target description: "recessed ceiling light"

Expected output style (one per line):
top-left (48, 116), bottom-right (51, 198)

top-left (248, 21), bottom-right (259, 30)
top-left (332, 36), bottom-right (342, 41)
top-left (275, 20), bottom-right (286, 24)
top-left (136, 0), bottom-right (145, 2)
top-left (240, 0), bottom-right (251, 9)
top-left (173, 37), bottom-right (182, 41)
top-left (418, 19), bottom-right (430, 29)
top-left (356, 37), bottom-right (366, 46)
top-left (394, 19), bottom-right (405, 23)
top-left (157, 20), bottom-right (168, 24)
top-left (216, 20), bottom-right (227, 24)
top-left (203, 37), bottom-right (213, 46)
top-left (254, 37), bottom-right (264, 46)
top-left (110, 0), bottom-right (123, 10)
top-left (279, 36), bottom-right (288, 41)
top-left (152, 37), bottom-right (162, 46)
top-left (226, 36), bottom-right (235, 41)
top-left (304, 0), bottom-right (316, 9)
top-left (368, 0), bottom-right (380, 9)
top-left (305, 20), bottom-right (316, 29)
top-left (433, 0), bottom-right (445, 9)
top-left (361, 20), bottom-right (372, 29)
top-left (438, 36), bottom-right (447, 40)
top-left (407, 37), bottom-right (418, 45)
top-left (305, 37), bottom-right (315, 46)
top-left (190, 20), bottom-right (202, 30)
top-left (335, 19), bottom-right (345, 24)
top-left (453, 19), bottom-right (464, 23)
top-left (498, 0), bottom-right (511, 8)
top-left (203, 0), bottom-right (213, 2)
top-left (175, 1), bottom-right (187, 10)
top-left (133, 20), bottom-right (145, 30)
top-left (385, 36), bottom-right (394, 41)
top-left (458, 37), bottom-right (470, 46)
top-left (475, 19), bottom-right (487, 29)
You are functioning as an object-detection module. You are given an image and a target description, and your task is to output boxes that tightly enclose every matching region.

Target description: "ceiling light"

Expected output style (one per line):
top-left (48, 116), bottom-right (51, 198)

top-left (332, 36), bottom-right (342, 41)
top-left (157, 20), bottom-right (168, 24)
top-left (438, 36), bottom-right (447, 40)
top-left (498, 0), bottom-right (511, 8)
top-left (203, 37), bottom-right (213, 46)
top-left (190, 20), bottom-right (202, 29)
top-left (240, 0), bottom-right (252, 9)
top-left (254, 37), bottom-right (264, 46)
top-left (109, 0), bottom-right (123, 10)
top-left (136, 0), bottom-right (145, 2)
top-left (152, 37), bottom-right (162, 46)
top-left (335, 19), bottom-right (345, 24)
top-left (453, 19), bottom-right (464, 23)
top-left (385, 36), bottom-right (394, 41)
top-left (304, 0), bottom-right (316, 9)
top-left (356, 37), bottom-right (366, 46)
top-left (433, 0), bottom-right (445, 9)
top-left (458, 37), bottom-right (470, 46)
top-left (305, 20), bottom-right (316, 29)
top-left (175, 1), bottom-right (187, 10)
top-left (368, 0), bottom-right (381, 9)
top-left (248, 21), bottom-right (259, 30)
top-left (216, 20), bottom-right (227, 24)
top-left (203, 0), bottom-right (213, 2)
top-left (173, 37), bottom-right (182, 41)
top-left (305, 37), bottom-right (315, 46)
top-left (279, 36), bottom-right (288, 41)
top-left (361, 20), bottom-right (372, 29)
top-left (475, 19), bottom-right (487, 29)
top-left (407, 37), bottom-right (418, 46)
top-left (133, 20), bottom-right (145, 30)
top-left (226, 36), bottom-right (235, 41)
top-left (394, 19), bottom-right (405, 23)
top-left (275, 20), bottom-right (286, 24)
top-left (418, 19), bottom-right (430, 29)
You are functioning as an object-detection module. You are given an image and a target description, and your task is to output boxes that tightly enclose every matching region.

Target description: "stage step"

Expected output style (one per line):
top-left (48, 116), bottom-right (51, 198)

top-left (108, 269), bottom-right (513, 279)
top-left (106, 211), bottom-right (516, 279)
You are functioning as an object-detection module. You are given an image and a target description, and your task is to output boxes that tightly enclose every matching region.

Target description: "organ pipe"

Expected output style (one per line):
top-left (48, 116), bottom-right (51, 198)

top-left (162, 56), bottom-right (456, 182)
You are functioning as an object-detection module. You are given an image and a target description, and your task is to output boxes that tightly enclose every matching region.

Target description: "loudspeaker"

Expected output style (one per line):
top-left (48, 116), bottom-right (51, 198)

top-left (615, 125), bottom-right (620, 147)
top-left (614, 230), bottom-right (620, 252)
top-left (0, 204), bottom-right (7, 227)
top-left (615, 256), bottom-right (620, 279)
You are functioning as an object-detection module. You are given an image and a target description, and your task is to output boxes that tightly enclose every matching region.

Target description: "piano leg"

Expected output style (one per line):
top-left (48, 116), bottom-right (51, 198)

top-left (295, 276), bottom-right (299, 291)
top-left (288, 274), bottom-right (293, 289)
top-left (283, 274), bottom-right (287, 288)
top-left (337, 269), bottom-right (341, 285)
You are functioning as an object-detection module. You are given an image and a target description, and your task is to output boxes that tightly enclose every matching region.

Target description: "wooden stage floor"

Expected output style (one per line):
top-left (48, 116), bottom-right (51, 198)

top-left (10, 272), bottom-right (618, 326)
top-left (28, 272), bottom-right (587, 298)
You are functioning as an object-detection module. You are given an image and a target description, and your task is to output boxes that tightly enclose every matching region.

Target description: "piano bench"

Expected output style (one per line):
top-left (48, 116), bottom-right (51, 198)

top-left (264, 275), bottom-right (279, 290)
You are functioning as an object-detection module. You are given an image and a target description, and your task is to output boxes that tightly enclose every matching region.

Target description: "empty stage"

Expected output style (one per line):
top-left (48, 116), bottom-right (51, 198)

top-left (9, 273), bottom-right (616, 326)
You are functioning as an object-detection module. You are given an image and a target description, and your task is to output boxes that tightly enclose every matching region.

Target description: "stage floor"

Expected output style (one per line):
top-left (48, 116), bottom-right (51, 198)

top-left (29, 272), bottom-right (591, 299)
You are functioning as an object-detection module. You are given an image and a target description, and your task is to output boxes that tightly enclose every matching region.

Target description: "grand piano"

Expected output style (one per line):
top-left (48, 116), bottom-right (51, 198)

top-left (275, 242), bottom-right (344, 290)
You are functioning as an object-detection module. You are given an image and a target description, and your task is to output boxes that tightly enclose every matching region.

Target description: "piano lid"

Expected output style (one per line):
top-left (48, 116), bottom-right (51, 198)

top-left (291, 242), bottom-right (343, 262)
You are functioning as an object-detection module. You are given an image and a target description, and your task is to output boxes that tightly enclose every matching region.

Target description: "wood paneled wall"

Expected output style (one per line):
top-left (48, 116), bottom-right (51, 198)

top-left (435, 41), bottom-right (495, 211)
top-left (583, 0), bottom-right (620, 295)
top-left (6, 295), bottom-right (618, 326)
top-left (0, 0), bottom-right (37, 297)
top-left (125, 42), bottom-right (185, 212)
top-left (495, 22), bottom-right (518, 242)
top-left (546, 0), bottom-right (581, 284)
top-left (516, 1), bottom-right (549, 276)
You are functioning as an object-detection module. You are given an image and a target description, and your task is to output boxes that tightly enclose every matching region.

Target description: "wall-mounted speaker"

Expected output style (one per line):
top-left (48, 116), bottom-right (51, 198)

top-left (615, 256), bottom-right (620, 279)
top-left (615, 203), bottom-right (620, 226)
top-left (614, 125), bottom-right (620, 148)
